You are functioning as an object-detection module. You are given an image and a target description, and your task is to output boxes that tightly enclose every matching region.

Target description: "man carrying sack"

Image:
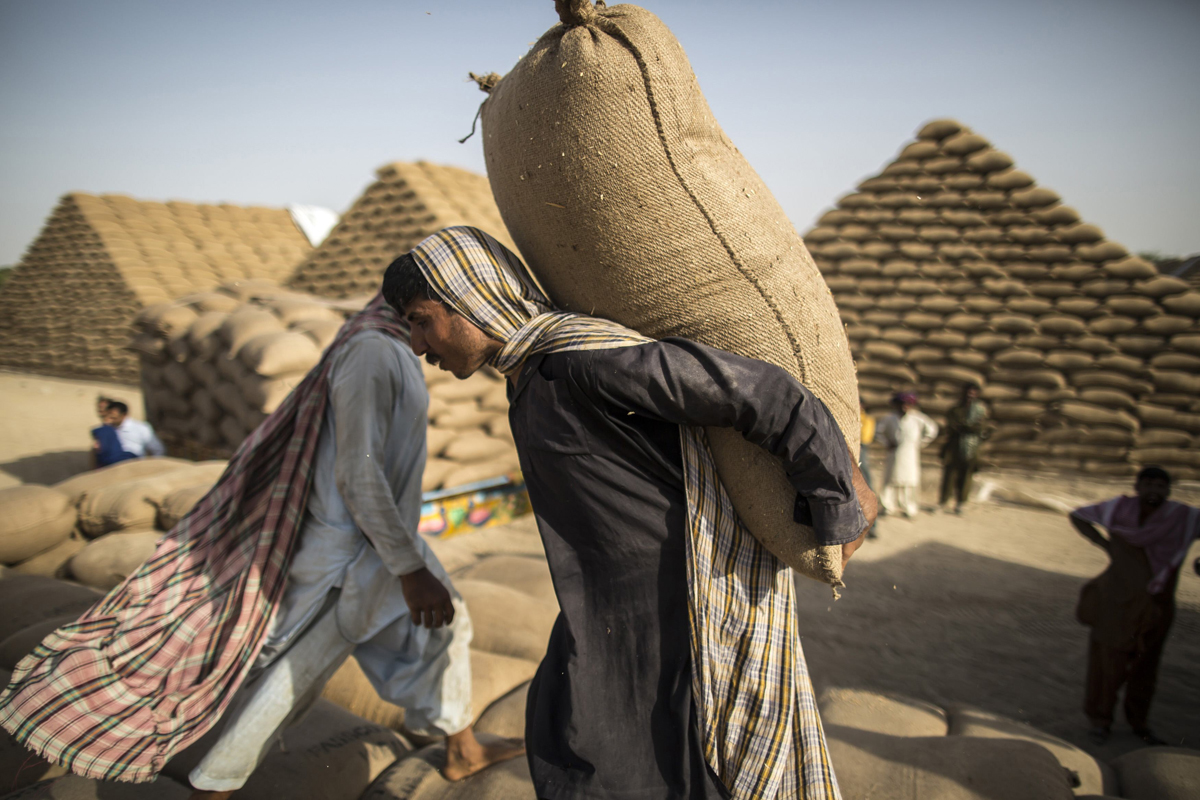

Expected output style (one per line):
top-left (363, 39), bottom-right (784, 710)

top-left (0, 295), bottom-right (522, 796)
top-left (383, 227), bottom-right (876, 800)
top-left (1070, 466), bottom-right (1199, 746)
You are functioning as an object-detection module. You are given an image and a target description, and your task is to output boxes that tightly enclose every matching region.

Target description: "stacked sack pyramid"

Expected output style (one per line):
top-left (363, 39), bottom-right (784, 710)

top-left (804, 119), bottom-right (1200, 479)
top-left (0, 193), bottom-right (312, 382)
top-left (135, 283), bottom-right (518, 492)
top-left (288, 161), bottom-right (517, 299)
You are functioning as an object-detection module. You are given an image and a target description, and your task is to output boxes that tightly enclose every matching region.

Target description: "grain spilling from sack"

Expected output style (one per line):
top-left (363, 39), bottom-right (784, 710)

top-left (804, 117), bottom-right (1200, 475)
top-left (478, 0), bottom-right (857, 585)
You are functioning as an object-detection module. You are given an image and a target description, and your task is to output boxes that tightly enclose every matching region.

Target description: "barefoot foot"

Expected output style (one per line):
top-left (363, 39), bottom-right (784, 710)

top-left (442, 728), bottom-right (525, 781)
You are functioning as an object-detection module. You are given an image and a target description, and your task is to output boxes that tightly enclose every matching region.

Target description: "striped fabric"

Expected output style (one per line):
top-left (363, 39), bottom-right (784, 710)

top-left (410, 227), bottom-right (840, 800)
top-left (0, 295), bottom-right (409, 783)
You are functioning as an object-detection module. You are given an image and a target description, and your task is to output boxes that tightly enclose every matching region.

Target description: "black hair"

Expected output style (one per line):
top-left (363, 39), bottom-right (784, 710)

top-left (382, 253), bottom-right (436, 312)
top-left (108, 400), bottom-right (129, 416)
top-left (1136, 465), bottom-right (1171, 485)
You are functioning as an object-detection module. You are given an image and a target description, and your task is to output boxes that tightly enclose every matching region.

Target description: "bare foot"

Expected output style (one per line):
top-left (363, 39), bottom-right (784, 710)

top-left (442, 727), bottom-right (525, 781)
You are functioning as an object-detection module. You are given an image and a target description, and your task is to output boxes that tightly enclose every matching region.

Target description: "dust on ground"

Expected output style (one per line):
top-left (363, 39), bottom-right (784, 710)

top-left (799, 462), bottom-right (1200, 763)
top-left (0, 371), bottom-right (143, 488)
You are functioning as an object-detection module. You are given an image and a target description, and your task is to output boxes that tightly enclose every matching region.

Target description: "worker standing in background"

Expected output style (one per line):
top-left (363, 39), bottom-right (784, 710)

top-left (876, 392), bottom-right (939, 519)
top-left (860, 400), bottom-right (877, 538)
top-left (939, 383), bottom-right (988, 515)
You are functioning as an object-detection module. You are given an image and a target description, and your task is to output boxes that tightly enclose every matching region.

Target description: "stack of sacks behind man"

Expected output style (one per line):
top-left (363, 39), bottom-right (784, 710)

top-left (132, 279), bottom-right (519, 491)
top-left (805, 118), bottom-right (1200, 479)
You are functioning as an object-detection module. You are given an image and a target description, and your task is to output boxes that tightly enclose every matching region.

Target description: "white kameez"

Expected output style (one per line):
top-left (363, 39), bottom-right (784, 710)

top-left (189, 331), bottom-right (473, 791)
top-left (876, 410), bottom-right (939, 517)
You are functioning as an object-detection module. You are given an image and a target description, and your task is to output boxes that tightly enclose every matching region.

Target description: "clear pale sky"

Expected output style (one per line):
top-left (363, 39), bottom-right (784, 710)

top-left (1, 0), bottom-right (1197, 267)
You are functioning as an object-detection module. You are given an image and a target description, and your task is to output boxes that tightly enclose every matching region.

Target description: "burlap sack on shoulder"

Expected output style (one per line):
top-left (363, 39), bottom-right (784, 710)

top-left (478, 0), bottom-right (859, 584)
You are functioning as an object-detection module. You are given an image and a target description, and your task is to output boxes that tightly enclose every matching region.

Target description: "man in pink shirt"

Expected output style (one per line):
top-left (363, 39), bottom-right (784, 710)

top-left (1070, 466), bottom-right (1199, 745)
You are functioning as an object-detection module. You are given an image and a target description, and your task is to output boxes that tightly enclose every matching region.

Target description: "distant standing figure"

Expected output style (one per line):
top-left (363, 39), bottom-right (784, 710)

top-left (876, 392), bottom-right (938, 518)
top-left (91, 400), bottom-right (164, 467)
top-left (1071, 466), bottom-right (1199, 745)
top-left (859, 400), bottom-right (876, 491)
top-left (939, 383), bottom-right (988, 514)
top-left (95, 395), bottom-right (113, 422)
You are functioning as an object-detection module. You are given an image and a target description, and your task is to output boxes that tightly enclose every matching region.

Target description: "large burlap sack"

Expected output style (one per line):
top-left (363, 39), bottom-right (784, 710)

top-left (1, 715), bottom-right (70, 792)
top-left (0, 575), bottom-right (101, 643)
top-left (76, 463), bottom-right (227, 536)
top-left (68, 529), bottom-right (161, 590)
top-left (1111, 747), bottom-right (1200, 800)
top-left (470, 649), bottom-right (540, 720)
top-left (165, 699), bottom-right (410, 800)
top-left (360, 739), bottom-right (533, 800)
top-left (437, 517), bottom-right (546, 561)
top-left (2, 774), bottom-right (192, 799)
top-left (422, 458), bottom-right (459, 492)
top-left (825, 725), bottom-right (1076, 800)
top-left (479, 1), bottom-right (858, 584)
top-left (946, 705), bottom-right (1115, 795)
top-left (53, 457), bottom-right (191, 505)
top-left (156, 483), bottom-right (213, 530)
top-left (455, 554), bottom-right (556, 602)
top-left (321, 656), bottom-right (407, 731)
top-left (817, 687), bottom-right (948, 737)
top-left (457, 579), bottom-right (557, 662)
top-left (443, 430), bottom-right (515, 464)
top-left (441, 460), bottom-right (520, 491)
top-left (238, 330), bottom-right (322, 376)
top-left (473, 680), bottom-right (531, 739)
top-left (0, 485), bottom-right (77, 564)
top-left (11, 532), bottom-right (87, 578)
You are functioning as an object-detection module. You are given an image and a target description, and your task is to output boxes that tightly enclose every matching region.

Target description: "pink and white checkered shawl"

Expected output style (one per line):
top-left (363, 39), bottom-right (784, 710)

top-left (0, 293), bottom-right (409, 783)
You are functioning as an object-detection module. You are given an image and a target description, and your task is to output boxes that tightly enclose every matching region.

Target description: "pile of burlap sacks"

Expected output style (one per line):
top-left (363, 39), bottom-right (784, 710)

top-left (804, 119), bottom-right (1200, 479)
top-left (0, 192), bottom-right (311, 383)
top-left (5, 525), bottom-right (1199, 800)
top-left (132, 281), bottom-right (518, 492)
top-left (287, 161), bottom-right (518, 299)
top-left (0, 457), bottom-right (227, 590)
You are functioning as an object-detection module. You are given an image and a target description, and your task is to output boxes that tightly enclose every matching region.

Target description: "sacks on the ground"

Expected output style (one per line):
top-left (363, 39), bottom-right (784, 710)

top-left (456, 579), bottom-right (557, 662)
top-left (479, 1), bottom-right (858, 585)
top-left (0, 612), bottom-right (80, 669)
top-left (825, 725), bottom-right (1076, 800)
top-left (68, 530), bottom-right (161, 591)
top-left (455, 555), bottom-right (556, 602)
top-left (946, 704), bottom-right (1115, 795)
top-left (818, 687), bottom-right (948, 737)
top-left (0, 575), bottom-right (101, 643)
top-left (321, 657), bottom-right (407, 731)
top-left (470, 649), bottom-right (540, 720)
top-left (156, 483), bottom-right (214, 530)
top-left (1, 716), bottom-right (71, 793)
top-left (1111, 747), bottom-right (1200, 800)
top-left (361, 739), bottom-right (533, 800)
top-left (10, 532), bottom-right (86, 578)
top-left (0, 773), bottom-right (192, 799)
top-left (473, 680), bottom-right (531, 739)
top-left (76, 463), bottom-right (227, 536)
top-left (0, 485), bottom-right (77, 564)
top-left (53, 457), bottom-right (191, 505)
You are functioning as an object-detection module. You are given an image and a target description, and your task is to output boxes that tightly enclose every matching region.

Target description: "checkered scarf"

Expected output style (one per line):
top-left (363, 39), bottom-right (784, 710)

top-left (410, 227), bottom-right (840, 800)
top-left (0, 294), bottom-right (409, 783)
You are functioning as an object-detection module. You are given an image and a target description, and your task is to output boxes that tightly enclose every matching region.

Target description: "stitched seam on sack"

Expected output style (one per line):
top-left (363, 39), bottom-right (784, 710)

top-left (594, 15), bottom-right (806, 380)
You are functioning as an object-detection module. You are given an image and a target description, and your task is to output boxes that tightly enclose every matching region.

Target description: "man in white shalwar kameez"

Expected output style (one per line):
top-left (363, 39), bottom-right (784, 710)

top-left (187, 323), bottom-right (523, 799)
top-left (876, 392), bottom-right (939, 519)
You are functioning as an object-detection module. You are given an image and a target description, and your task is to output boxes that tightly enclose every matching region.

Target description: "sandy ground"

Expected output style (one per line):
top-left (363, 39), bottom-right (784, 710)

top-left (0, 371), bottom-right (143, 488)
top-left (799, 461), bottom-right (1200, 763)
top-left (1, 371), bottom-right (1197, 769)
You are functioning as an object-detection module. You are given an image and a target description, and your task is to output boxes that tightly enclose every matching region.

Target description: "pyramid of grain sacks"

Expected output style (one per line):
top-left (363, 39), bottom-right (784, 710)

top-left (135, 283), bottom-right (518, 491)
top-left (805, 119), bottom-right (1200, 479)
top-left (0, 193), bottom-right (312, 382)
top-left (288, 161), bottom-right (517, 299)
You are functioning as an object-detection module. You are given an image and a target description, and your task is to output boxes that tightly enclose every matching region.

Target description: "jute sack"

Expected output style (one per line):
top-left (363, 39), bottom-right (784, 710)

top-left (455, 554), bottom-right (556, 602)
top-left (0, 485), bottom-right (77, 564)
top-left (443, 430), bottom-right (515, 463)
top-left (422, 458), bottom-right (459, 492)
top-left (156, 483), bottom-right (213, 531)
top-left (360, 740), bottom-right (533, 800)
top-left (0, 575), bottom-right (102, 643)
top-left (76, 463), bottom-right (228, 536)
top-left (4, 773), bottom-right (192, 799)
top-left (479, 0), bottom-right (858, 585)
top-left (473, 680), bottom-right (531, 738)
top-left (0, 612), bottom-right (80, 669)
top-left (825, 725), bottom-right (1076, 800)
top-left (1111, 747), bottom-right (1200, 800)
top-left (1, 714), bottom-right (70, 792)
top-left (238, 331), bottom-right (321, 376)
top-left (441, 459), bottom-right (519, 490)
top-left (457, 579), bottom-right (557, 662)
top-left (469, 649), bottom-right (540, 720)
top-left (321, 656), bottom-right (407, 731)
top-left (11, 533), bottom-right (86, 578)
top-left (53, 457), bottom-right (191, 506)
top-left (817, 687), bottom-right (947, 737)
top-left (946, 704), bottom-right (1116, 796)
top-left (68, 530), bottom-right (161, 591)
